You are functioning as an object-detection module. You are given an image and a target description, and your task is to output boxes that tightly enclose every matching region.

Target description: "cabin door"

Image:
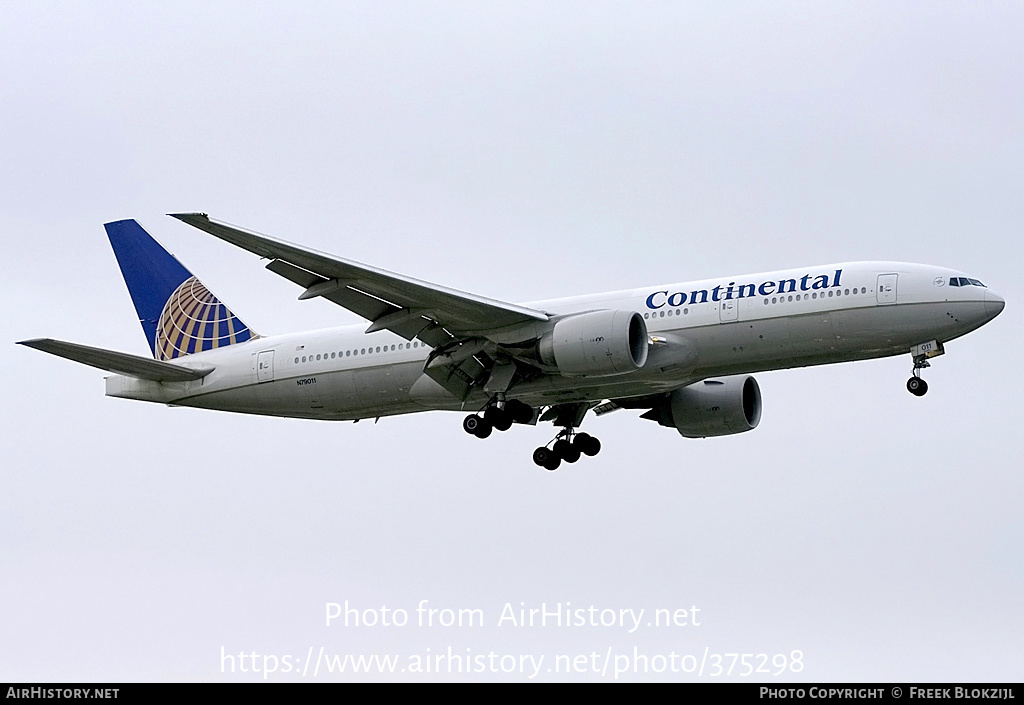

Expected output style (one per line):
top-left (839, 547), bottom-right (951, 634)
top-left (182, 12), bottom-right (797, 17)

top-left (257, 350), bottom-right (275, 382)
top-left (876, 274), bottom-right (898, 305)
top-left (719, 299), bottom-right (738, 322)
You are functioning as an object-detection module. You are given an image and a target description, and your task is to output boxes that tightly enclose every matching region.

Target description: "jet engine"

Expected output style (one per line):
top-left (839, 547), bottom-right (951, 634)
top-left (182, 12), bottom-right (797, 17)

top-left (538, 310), bottom-right (648, 377)
top-left (645, 375), bottom-right (762, 438)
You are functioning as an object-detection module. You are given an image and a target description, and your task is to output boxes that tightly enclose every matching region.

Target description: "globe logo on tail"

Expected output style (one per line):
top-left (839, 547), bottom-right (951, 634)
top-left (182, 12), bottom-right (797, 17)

top-left (155, 276), bottom-right (257, 360)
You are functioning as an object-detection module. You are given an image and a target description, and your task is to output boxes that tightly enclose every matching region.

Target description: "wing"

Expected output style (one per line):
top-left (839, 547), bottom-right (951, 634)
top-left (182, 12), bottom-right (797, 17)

top-left (17, 339), bottom-right (213, 382)
top-left (169, 213), bottom-right (552, 400)
top-left (169, 213), bottom-right (548, 345)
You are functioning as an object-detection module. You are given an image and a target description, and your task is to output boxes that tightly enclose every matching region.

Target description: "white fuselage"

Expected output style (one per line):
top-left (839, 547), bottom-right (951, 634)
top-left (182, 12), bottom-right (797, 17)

top-left (104, 261), bottom-right (1003, 419)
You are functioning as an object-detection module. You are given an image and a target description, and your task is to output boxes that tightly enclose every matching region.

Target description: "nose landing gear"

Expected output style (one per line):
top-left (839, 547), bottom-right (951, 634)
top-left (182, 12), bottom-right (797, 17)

top-left (907, 341), bottom-right (944, 397)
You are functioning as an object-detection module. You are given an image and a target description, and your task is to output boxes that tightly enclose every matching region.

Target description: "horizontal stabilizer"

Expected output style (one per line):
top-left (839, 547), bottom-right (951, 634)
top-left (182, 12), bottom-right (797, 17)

top-left (17, 338), bottom-right (214, 382)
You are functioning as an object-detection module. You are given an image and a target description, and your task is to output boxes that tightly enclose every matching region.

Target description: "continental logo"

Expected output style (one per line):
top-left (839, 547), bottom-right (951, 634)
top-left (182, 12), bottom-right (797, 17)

top-left (646, 270), bottom-right (843, 309)
top-left (155, 276), bottom-right (257, 360)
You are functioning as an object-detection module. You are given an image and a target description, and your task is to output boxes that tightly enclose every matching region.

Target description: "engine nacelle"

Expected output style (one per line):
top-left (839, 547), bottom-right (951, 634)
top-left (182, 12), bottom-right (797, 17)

top-left (538, 310), bottom-right (648, 377)
top-left (657, 375), bottom-right (762, 438)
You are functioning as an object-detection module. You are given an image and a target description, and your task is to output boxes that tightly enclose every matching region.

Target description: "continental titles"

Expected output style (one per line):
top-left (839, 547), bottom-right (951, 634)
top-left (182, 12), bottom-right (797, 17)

top-left (646, 269), bottom-right (843, 309)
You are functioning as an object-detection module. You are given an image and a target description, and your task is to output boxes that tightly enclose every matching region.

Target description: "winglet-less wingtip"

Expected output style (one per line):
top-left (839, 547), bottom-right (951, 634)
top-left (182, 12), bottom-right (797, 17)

top-left (167, 212), bottom-right (209, 225)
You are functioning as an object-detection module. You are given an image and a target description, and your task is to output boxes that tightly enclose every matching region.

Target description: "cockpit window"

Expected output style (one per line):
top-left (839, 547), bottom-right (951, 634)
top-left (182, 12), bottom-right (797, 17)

top-left (950, 277), bottom-right (986, 288)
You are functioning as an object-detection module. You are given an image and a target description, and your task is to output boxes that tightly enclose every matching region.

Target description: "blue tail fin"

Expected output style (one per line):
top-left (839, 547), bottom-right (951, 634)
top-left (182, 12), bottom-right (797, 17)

top-left (105, 219), bottom-right (257, 360)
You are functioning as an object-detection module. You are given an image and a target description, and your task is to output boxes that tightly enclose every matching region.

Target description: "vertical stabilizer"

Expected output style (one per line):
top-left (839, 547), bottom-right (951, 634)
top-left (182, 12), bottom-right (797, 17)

top-left (104, 219), bottom-right (257, 360)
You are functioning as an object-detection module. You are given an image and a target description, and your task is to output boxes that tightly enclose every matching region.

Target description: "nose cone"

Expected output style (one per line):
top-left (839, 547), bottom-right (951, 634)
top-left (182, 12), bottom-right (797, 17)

top-left (985, 290), bottom-right (1005, 320)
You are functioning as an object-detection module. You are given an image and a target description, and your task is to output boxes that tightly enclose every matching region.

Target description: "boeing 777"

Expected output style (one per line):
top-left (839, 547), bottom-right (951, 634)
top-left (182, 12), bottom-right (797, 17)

top-left (18, 215), bottom-right (1005, 470)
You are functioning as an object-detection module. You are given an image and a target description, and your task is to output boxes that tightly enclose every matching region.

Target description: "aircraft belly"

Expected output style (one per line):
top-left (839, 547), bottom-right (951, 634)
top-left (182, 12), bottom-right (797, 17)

top-left (254, 375), bottom-right (317, 413)
top-left (831, 302), bottom-right (967, 354)
top-left (675, 316), bottom-right (839, 372)
top-left (176, 383), bottom-right (267, 414)
top-left (783, 313), bottom-right (839, 359)
top-left (351, 361), bottom-right (421, 412)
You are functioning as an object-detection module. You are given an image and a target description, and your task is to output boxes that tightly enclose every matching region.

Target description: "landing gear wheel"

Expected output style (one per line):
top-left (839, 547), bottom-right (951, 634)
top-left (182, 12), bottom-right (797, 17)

top-left (907, 377), bottom-right (928, 397)
top-left (532, 422), bottom-right (601, 469)
top-left (505, 400), bottom-right (535, 425)
top-left (484, 405), bottom-right (513, 432)
top-left (553, 439), bottom-right (580, 464)
top-left (463, 414), bottom-right (492, 438)
top-left (573, 432), bottom-right (601, 457)
top-left (533, 447), bottom-right (560, 471)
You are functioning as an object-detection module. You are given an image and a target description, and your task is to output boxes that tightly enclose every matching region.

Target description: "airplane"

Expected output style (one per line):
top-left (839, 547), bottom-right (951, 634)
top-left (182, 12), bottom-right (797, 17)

top-left (18, 214), bottom-right (1005, 470)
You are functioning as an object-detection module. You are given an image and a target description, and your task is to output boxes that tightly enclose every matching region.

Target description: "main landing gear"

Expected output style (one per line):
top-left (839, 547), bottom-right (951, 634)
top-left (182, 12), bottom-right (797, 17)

top-left (463, 399), bottom-right (602, 471)
top-left (532, 429), bottom-right (601, 471)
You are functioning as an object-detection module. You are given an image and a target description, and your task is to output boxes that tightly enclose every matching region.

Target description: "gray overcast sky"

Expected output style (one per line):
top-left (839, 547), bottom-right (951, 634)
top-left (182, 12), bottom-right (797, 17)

top-left (2, 1), bottom-right (1022, 682)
